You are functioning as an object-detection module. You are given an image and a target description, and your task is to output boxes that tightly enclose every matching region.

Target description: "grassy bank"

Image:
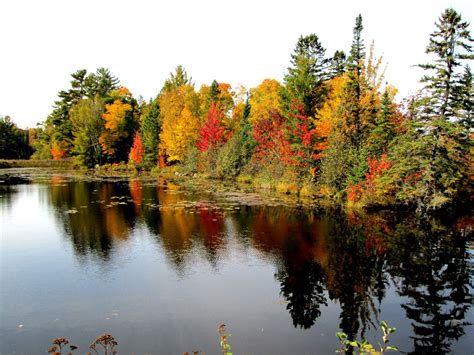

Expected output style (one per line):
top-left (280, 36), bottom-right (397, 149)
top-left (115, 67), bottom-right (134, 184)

top-left (0, 162), bottom-right (336, 209)
top-left (0, 159), bottom-right (74, 169)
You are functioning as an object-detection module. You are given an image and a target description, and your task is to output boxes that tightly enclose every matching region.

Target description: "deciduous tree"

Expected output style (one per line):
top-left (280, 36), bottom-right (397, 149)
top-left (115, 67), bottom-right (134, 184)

top-left (249, 79), bottom-right (283, 124)
top-left (69, 96), bottom-right (105, 167)
top-left (129, 133), bottom-right (144, 165)
top-left (99, 88), bottom-right (134, 159)
top-left (196, 103), bottom-right (228, 152)
top-left (159, 82), bottom-right (200, 162)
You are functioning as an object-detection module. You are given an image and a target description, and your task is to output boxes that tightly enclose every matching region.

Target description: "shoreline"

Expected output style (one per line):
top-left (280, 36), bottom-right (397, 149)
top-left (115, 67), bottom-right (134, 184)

top-left (1, 161), bottom-right (469, 217)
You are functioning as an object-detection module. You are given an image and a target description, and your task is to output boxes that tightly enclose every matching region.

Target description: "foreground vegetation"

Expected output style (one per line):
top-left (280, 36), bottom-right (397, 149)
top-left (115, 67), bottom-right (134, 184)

top-left (48, 322), bottom-right (399, 355)
top-left (1, 9), bottom-right (472, 213)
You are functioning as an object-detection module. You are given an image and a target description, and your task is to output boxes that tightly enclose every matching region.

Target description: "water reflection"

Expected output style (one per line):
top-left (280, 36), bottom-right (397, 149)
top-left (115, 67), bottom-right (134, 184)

top-left (48, 177), bottom-right (137, 260)
top-left (387, 218), bottom-right (473, 354)
top-left (0, 174), bottom-right (30, 212)
top-left (324, 213), bottom-right (391, 339)
top-left (2, 176), bottom-right (471, 353)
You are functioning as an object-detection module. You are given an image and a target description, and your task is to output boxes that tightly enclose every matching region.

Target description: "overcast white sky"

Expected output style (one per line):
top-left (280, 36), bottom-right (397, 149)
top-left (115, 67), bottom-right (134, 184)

top-left (0, 0), bottom-right (472, 128)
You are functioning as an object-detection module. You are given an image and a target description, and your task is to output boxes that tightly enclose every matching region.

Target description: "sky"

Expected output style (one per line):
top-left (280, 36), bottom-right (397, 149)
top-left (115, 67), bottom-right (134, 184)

top-left (0, 0), bottom-right (472, 129)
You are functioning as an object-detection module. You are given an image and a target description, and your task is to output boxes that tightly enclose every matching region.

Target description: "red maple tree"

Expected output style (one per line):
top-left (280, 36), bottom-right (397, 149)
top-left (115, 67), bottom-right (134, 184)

top-left (129, 133), bottom-right (144, 165)
top-left (196, 102), bottom-right (228, 152)
top-left (252, 110), bottom-right (293, 165)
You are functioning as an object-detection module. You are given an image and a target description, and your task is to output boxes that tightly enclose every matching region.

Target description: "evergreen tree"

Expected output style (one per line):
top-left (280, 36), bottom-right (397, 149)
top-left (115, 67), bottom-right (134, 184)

top-left (457, 65), bottom-right (473, 131)
top-left (209, 80), bottom-right (220, 103)
top-left (91, 68), bottom-right (120, 97)
top-left (388, 8), bottom-right (474, 211)
top-left (141, 100), bottom-right (161, 166)
top-left (215, 98), bottom-right (256, 178)
top-left (283, 34), bottom-right (329, 116)
top-left (329, 50), bottom-right (347, 78)
top-left (367, 89), bottom-right (396, 156)
top-left (419, 8), bottom-right (473, 120)
top-left (347, 14), bottom-right (365, 72)
top-left (162, 65), bottom-right (192, 92)
top-left (42, 68), bottom-right (120, 159)
top-left (69, 69), bottom-right (88, 101)
top-left (0, 116), bottom-right (32, 159)
top-left (343, 14), bottom-right (367, 147)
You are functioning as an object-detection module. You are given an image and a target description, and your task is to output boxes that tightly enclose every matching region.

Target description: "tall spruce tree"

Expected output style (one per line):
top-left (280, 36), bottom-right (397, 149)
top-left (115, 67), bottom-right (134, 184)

top-left (283, 34), bottom-right (329, 116)
top-left (419, 8), bottom-right (473, 120)
top-left (385, 8), bottom-right (472, 211)
top-left (347, 14), bottom-right (365, 72)
top-left (343, 14), bottom-right (367, 147)
top-left (457, 65), bottom-right (473, 130)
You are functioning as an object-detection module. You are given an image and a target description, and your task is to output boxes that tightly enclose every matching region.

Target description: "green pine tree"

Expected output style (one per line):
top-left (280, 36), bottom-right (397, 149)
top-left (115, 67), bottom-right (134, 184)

top-left (329, 50), bottom-right (347, 78)
top-left (141, 100), bottom-right (161, 166)
top-left (367, 90), bottom-right (396, 156)
top-left (283, 34), bottom-right (329, 116)
top-left (418, 8), bottom-right (473, 120)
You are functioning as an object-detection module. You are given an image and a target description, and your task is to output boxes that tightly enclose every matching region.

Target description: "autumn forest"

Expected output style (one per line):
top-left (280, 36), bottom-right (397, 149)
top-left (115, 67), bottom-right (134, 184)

top-left (1, 9), bottom-right (472, 213)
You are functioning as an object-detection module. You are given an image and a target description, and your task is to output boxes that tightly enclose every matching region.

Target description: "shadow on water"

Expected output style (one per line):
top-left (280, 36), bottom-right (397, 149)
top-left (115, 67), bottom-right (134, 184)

top-left (1, 175), bottom-right (472, 353)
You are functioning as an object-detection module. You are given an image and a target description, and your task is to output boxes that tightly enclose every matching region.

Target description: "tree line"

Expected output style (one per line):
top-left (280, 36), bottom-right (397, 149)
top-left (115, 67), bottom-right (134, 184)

top-left (0, 115), bottom-right (33, 159)
top-left (2, 9), bottom-right (472, 212)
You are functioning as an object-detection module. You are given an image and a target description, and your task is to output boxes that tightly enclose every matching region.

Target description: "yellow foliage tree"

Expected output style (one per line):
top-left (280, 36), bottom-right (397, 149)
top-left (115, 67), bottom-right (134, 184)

top-left (316, 45), bottom-right (385, 154)
top-left (249, 79), bottom-right (283, 124)
top-left (315, 75), bottom-right (347, 154)
top-left (227, 84), bottom-right (248, 132)
top-left (99, 99), bottom-right (132, 156)
top-left (198, 82), bottom-right (235, 120)
top-left (159, 84), bottom-right (200, 162)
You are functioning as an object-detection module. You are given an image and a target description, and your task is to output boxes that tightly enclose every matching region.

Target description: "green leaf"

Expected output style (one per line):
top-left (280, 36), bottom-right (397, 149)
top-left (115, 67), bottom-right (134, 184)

top-left (386, 345), bottom-right (399, 352)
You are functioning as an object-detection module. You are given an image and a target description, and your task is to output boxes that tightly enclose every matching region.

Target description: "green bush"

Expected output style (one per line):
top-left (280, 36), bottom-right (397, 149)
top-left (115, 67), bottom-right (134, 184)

top-left (216, 122), bottom-right (255, 179)
top-left (180, 146), bottom-right (200, 175)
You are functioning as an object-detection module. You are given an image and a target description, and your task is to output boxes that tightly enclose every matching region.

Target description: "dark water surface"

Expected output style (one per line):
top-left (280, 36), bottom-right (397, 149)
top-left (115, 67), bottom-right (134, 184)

top-left (0, 170), bottom-right (472, 354)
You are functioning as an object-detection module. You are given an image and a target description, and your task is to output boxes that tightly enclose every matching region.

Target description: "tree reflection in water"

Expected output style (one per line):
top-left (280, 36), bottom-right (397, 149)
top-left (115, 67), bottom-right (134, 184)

top-left (42, 178), bottom-right (472, 353)
top-left (48, 177), bottom-right (137, 261)
top-left (387, 218), bottom-right (472, 354)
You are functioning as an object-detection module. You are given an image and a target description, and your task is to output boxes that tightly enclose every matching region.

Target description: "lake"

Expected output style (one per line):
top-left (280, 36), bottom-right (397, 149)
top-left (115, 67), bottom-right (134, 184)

top-left (0, 170), bottom-right (472, 354)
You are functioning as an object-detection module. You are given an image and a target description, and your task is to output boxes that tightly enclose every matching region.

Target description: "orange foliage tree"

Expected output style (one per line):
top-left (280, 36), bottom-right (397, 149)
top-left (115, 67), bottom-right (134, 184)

top-left (347, 154), bottom-right (391, 204)
top-left (50, 141), bottom-right (67, 160)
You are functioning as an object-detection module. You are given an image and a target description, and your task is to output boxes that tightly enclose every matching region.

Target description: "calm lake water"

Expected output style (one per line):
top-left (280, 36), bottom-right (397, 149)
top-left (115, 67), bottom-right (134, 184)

top-left (0, 170), bottom-right (472, 354)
